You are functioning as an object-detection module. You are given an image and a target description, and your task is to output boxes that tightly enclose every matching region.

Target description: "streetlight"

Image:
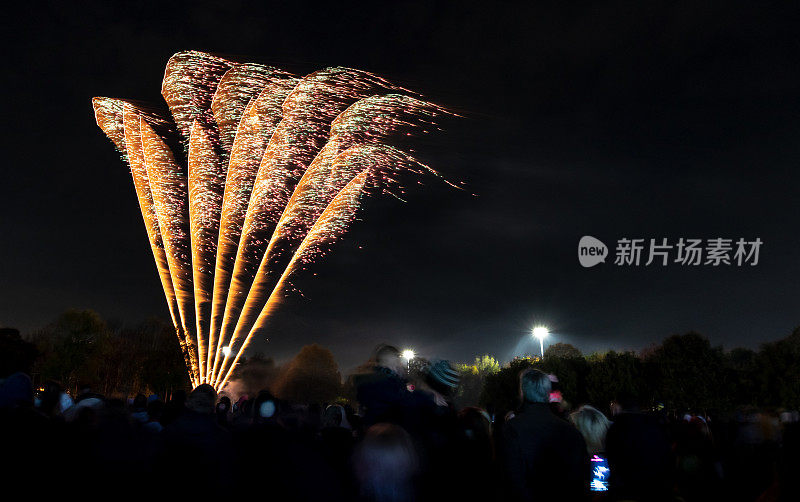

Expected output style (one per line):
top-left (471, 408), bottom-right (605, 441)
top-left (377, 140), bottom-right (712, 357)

top-left (402, 349), bottom-right (415, 371)
top-left (532, 326), bottom-right (549, 358)
top-left (222, 345), bottom-right (231, 357)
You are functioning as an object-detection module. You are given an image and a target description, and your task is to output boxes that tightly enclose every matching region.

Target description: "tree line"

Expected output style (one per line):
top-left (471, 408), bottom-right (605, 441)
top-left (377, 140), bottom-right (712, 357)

top-left (2, 310), bottom-right (798, 416)
top-left (473, 330), bottom-right (800, 417)
top-left (1, 310), bottom-right (188, 397)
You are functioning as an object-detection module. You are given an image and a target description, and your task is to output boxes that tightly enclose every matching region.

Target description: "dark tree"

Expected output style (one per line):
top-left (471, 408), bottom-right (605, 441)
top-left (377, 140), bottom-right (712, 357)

top-left (454, 355), bottom-right (500, 408)
top-left (274, 344), bottom-right (342, 404)
top-left (585, 351), bottom-right (646, 414)
top-left (723, 347), bottom-right (758, 408)
top-left (755, 327), bottom-right (800, 409)
top-left (29, 310), bottom-right (188, 396)
top-left (30, 309), bottom-right (109, 392)
top-left (231, 352), bottom-right (278, 397)
top-left (544, 343), bottom-right (583, 359)
top-left (644, 332), bottom-right (726, 412)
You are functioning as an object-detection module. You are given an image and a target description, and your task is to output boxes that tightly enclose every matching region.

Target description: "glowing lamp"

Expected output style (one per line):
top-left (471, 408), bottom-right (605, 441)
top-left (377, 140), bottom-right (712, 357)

top-left (532, 326), bottom-right (549, 358)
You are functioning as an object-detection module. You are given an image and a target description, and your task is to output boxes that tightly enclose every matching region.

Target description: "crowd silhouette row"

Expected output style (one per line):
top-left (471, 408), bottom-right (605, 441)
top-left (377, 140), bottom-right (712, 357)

top-left (2, 343), bottom-right (798, 501)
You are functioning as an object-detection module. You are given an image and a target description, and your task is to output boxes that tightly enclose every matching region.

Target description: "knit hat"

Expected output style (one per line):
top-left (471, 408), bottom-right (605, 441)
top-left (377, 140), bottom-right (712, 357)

top-left (426, 360), bottom-right (460, 396)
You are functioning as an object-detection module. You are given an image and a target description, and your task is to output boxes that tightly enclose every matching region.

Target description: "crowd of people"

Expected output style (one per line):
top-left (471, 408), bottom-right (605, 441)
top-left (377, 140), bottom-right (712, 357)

top-left (1, 343), bottom-right (798, 501)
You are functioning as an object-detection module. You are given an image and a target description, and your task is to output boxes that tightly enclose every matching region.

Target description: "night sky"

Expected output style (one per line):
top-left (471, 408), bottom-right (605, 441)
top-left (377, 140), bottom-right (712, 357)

top-left (3, 1), bottom-right (799, 370)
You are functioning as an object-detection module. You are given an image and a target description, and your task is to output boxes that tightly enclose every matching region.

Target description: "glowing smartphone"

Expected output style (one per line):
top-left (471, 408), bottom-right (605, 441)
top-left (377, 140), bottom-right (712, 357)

top-left (590, 454), bottom-right (610, 492)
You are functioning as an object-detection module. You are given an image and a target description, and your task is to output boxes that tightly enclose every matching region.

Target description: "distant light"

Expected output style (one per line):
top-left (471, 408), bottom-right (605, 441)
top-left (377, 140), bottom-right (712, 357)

top-left (402, 349), bottom-right (415, 361)
top-left (222, 345), bottom-right (231, 357)
top-left (532, 326), bottom-right (549, 340)
top-left (532, 326), bottom-right (549, 358)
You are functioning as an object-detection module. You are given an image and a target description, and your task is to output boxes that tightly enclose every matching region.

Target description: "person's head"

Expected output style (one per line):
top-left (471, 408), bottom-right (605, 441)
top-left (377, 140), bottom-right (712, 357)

top-left (132, 393), bottom-right (147, 410)
top-left (353, 423), bottom-right (418, 502)
top-left (374, 344), bottom-right (402, 374)
top-left (38, 380), bottom-right (63, 416)
top-left (147, 399), bottom-right (164, 421)
top-left (425, 359), bottom-right (460, 398)
top-left (64, 397), bottom-right (104, 425)
top-left (519, 368), bottom-right (552, 404)
top-left (457, 407), bottom-right (494, 457)
top-left (0, 372), bottom-right (33, 408)
top-left (186, 384), bottom-right (216, 414)
top-left (570, 405), bottom-right (611, 454)
top-left (240, 397), bottom-right (254, 418)
top-left (322, 404), bottom-right (351, 430)
top-left (58, 391), bottom-right (74, 415)
top-left (253, 390), bottom-right (279, 423)
top-left (611, 390), bottom-right (639, 415)
top-left (216, 396), bottom-right (231, 413)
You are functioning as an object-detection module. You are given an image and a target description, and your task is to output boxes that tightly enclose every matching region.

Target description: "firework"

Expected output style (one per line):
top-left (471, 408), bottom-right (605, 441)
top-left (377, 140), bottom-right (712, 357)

top-left (93, 98), bottom-right (198, 385)
top-left (208, 76), bottom-right (298, 383)
top-left (93, 51), bottom-right (451, 388)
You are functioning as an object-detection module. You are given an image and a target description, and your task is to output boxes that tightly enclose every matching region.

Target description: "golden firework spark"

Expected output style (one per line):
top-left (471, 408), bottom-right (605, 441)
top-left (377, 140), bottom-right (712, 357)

top-left (93, 52), bottom-right (452, 388)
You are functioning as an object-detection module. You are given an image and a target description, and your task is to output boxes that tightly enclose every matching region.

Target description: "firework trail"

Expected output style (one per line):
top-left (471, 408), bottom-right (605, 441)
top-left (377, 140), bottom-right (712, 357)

top-left (215, 146), bottom-right (450, 391)
top-left (211, 63), bottom-right (294, 156)
top-left (92, 98), bottom-right (129, 154)
top-left (93, 52), bottom-right (452, 387)
top-left (207, 77), bottom-right (298, 382)
top-left (215, 97), bottom-right (447, 378)
top-left (162, 51), bottom-right (232, 144)
top-left (188, 64), bottom-right (297, 383)
top-left (140, 119), bottom-right (201, 382)
top-left (92, 98), bottom-right (197, 385)
top-left (215, 168), bottom-right (373, 391)
top-left (175, 57), bottom-right (296, 383)
top-left (215, 146), bottom-right (436, 388)
top-left (187, 117), bottom-right (223, 383)
top-left (210, 68), bottom-right (401, 381)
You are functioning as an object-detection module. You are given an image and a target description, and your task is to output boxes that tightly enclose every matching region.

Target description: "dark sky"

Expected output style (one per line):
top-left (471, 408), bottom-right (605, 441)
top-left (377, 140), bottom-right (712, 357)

top-left (3, 1), bottom-right (799, 370)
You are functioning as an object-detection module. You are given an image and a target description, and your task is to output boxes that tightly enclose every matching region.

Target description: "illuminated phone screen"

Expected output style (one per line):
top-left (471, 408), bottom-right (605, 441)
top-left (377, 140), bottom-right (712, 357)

top-left (590, 454), bottom-right (610, 492)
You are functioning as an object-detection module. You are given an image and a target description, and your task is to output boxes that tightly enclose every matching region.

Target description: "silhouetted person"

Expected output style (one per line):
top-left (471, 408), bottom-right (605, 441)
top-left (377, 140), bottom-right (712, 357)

top-left (570, 405), bottom-right (611, 456)
top-left (355, 344), bottom-right (410, 427)
top-left (230, 395), bottom-right (252, 428)
top-left (37, 380), bottom-right (64, 419)
top-left (75, 381), bottom-right (102, 403)
top-left (144, 399), bottom-right (164, 433)
top-left (453, 407), bottom-right (497, 501)
top-left (321, 404), bottom-right (356, 486)
top-left (674, 415), bottom-right (721, 501)
top-left (234, 390), bottom-right (345, 501)
top-left (130, 393), bottom-right (148, 425)
top-left (500, 368), bottom-right (589, 501)
top-left (160, 389), bottom-right (186, 426)
top-left (408, 359), bottom-right (460, 499)
top-left (605, 393), bottom-right (673, 501)
top-left (777, 418), bottom-right (800, 501)
top-left (0, 373), bottom-right (63, 496)
top-left (216, 395), bottom-right (231, 426)
top-left (353, 423), bottom-right (419, 502)
top-left (159, 384), bottom-right (233, 498)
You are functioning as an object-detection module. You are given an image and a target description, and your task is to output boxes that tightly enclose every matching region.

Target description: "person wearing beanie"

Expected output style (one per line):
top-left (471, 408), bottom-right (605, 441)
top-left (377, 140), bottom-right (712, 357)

top-left (409, 359), bottom-right (462, 500)
top-left (424, 359), bottom-right (460, 406)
